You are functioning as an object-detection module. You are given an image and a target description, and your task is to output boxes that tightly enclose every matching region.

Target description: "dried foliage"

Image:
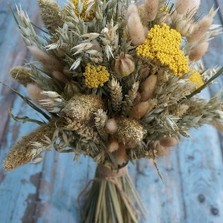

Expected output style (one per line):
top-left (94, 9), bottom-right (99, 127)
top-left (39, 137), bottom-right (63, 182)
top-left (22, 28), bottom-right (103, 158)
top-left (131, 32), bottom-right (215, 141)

top-left (3, 0), bottom-right (223, 222)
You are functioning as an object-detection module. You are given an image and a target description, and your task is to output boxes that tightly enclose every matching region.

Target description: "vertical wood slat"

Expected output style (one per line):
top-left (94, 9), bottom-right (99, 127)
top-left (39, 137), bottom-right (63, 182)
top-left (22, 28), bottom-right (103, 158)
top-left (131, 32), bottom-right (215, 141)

top-left (177, 1), bottom-right (223, 222)
top-left (0, 1), bottom-right (44, 223)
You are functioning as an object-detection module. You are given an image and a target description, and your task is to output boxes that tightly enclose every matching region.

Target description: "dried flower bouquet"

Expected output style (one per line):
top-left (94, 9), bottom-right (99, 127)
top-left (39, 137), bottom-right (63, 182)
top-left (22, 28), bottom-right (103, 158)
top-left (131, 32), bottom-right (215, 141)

top-left (3, 0), bottom-right (223, 222)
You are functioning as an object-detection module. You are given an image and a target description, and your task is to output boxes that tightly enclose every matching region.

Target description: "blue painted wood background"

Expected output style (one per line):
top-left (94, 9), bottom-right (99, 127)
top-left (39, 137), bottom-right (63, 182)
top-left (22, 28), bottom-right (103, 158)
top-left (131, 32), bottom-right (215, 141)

top-left (0, 0), bottom-right (223, 222)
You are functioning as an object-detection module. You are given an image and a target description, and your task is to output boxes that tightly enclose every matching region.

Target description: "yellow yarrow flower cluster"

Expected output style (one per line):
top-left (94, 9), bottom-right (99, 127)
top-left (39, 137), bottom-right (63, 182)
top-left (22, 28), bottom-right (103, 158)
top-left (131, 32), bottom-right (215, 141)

top-left (83, 64), bottom-right (110, 88)
top-left (136, 24), bottom-right (189, 76)
top-left (72, 0), bottom-right (94, 21)
top-left (189, 71), bottom-right (204, 88)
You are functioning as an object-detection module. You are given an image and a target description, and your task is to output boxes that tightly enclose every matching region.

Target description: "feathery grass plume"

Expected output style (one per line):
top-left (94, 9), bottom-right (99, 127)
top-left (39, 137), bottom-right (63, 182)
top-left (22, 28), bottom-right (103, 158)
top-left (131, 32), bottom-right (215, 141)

top-left (175, 18), bottom-right (195, 37)
top-left (10, 66), bottom-right (33, 86)
top-left (28, 46), bottom-right (63, 73)
top-left (116, 118), bottom-right (145, 148)
top-left (141, 0), bottom-right (159, 22)
top-left (108, 78), bottom-right (123, 113)
top-left (52, 71), bottom-right (69, 83)
top-left (126, 3), bottom-right (138, 18)
top-left (38, 0), bottom-right (64, 33)
top-left (189, 41), bottom-right (209, 61)
top-left (27, 83), bottom-right (46, 105)
top-left (188, 8), bottom-right (217, 44)
top-left (3, 119), bottom-right (58, 170)
top-left (175, 0), bottom-right (200, 15)
top-left (127, 10), bottom-right (145, 45)
top-left (62, 94), bottom-right (104, 124)
top-left (94, 109), bottom-right (108, 140)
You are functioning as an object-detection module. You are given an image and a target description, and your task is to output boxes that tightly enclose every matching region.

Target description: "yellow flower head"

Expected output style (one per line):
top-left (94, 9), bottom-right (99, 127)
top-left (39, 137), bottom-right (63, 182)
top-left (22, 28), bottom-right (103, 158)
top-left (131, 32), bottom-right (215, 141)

top-left (72, 0), bottom-right (94, 21)
top-left (136, 24), bottom-right (189, 76)
top-left (83, 64), bottom-right (110, 88)
top-left (189, 70), bottom-right (204, 88)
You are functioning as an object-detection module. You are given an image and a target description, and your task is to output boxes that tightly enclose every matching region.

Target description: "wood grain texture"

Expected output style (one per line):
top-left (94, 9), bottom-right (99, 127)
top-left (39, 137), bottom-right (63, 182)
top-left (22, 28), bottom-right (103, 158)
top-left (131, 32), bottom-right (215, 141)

top-left (0, 1), bottom-right (223, 223)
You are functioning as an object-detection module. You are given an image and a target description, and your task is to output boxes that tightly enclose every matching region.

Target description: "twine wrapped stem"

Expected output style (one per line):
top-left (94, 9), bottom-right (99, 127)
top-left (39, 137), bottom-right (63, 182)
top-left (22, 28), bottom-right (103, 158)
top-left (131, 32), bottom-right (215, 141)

top-left (79, 164), bottom-right (146, 223)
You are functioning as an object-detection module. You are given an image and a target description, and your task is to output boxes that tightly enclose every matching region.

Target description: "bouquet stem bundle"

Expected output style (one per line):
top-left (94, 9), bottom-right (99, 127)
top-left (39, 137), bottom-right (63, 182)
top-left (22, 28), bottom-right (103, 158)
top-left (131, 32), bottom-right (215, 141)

top-left (2, 0), bottom-right (223, 222)
top-left (80, 164), bottom-right (146, 223)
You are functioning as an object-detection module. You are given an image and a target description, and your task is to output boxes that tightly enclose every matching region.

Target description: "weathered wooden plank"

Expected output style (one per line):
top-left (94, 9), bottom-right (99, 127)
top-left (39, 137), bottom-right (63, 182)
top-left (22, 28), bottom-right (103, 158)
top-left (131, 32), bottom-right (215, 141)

top-left (177, 1), bottom-right (223, 222)
top-left (0, 1), bottom-right (45, 223)
top-left (0, 96), bottom-right (44, 223)
top-left (0, 0), bottom-right (40, 143)
top-left (177, 90), bottom-right (223, 223)
top-left (130, 155), bottom-right (185, 223)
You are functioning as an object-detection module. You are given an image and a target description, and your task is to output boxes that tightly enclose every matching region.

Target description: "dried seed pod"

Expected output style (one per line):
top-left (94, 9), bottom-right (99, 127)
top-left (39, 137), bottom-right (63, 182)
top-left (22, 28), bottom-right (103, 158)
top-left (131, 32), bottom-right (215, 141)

top-left (105, 118), bottom-right (118, 134)
top-left (130, 99), bottom-right (157, 120)
top-left (127, 12), bottom-right (145, 45)
top-left (113, 144), bottom-right (128, 165)
top-left (107, 138), bottom-right (119, 152)
top-left (63, 81), bottom-right (81, 100)
top-left (159, 137), bottom-right (178, 147)
top-left (62, 94), bottom-right (104, 123)
top-left (140, 74), bottom-right (157, 101)
top-left (116, 118), bottom-right (145, 148)
top-left (114, 53), bottom-right (135, 77)
top-left (189, 41), bottom-right (209, 61)
top-left (156, 143), bottom-right (170, 156)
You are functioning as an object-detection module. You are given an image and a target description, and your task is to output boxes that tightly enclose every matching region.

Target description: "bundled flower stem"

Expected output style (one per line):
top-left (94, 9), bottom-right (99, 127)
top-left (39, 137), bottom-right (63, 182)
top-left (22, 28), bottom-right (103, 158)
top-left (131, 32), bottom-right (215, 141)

top-left (80, 165), bottom-right (146, 223)
top-left (3, 0), bottom-right (223, 222)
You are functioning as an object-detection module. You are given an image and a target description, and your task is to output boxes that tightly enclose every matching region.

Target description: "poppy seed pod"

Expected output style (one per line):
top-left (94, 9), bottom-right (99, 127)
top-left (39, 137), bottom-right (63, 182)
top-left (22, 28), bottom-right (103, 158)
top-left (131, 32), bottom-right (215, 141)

top-left (114, 53), bottom-right (135, 77)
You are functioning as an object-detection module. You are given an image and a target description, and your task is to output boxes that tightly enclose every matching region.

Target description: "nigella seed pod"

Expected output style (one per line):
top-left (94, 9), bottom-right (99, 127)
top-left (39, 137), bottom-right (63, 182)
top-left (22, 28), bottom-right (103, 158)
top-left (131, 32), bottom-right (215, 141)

top-left (114, 53), bottom-right (135, 77)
